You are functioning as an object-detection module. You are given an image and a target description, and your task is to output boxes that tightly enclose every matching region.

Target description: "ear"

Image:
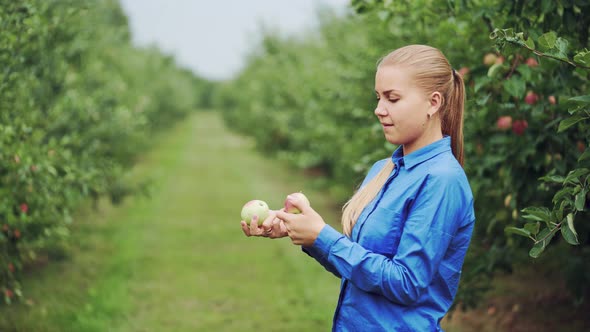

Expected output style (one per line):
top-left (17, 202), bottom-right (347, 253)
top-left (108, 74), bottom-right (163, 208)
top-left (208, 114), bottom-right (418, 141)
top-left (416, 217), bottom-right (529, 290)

top-left (428, 91), bottom-right (443, 116)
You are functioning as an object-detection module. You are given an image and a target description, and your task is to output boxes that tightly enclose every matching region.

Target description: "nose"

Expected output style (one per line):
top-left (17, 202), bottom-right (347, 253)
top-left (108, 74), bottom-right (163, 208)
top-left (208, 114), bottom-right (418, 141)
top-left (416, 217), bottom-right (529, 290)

top-left (374, 102), bottom-right (388, 117)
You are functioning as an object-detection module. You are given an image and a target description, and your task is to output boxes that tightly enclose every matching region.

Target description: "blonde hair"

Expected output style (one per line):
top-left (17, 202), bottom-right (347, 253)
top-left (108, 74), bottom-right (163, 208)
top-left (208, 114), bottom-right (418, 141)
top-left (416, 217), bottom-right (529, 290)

top-left (341, 45), bottom-right (466, 236)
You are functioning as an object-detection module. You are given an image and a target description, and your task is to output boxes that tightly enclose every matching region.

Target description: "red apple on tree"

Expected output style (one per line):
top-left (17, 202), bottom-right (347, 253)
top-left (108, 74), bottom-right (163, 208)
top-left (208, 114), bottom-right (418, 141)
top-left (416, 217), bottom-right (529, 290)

top-left (548, 95), bottom-right (556, 105)
top-left (525, 57), bottom-right (539, 67)
top-left (284, 192), bottom-right (311, 214)
top-left (524, 91), bottom-right (539, 105)
top-left (512, 120), bottom-right (528, 135)
top-left (496, 116), bottom-right (512, 130)
top-left (458, 67), bottom-right (470, 77)
top-left (240, 200), bottom-right (270, 226)
top-left (577, 141), bottom-right (585, 153)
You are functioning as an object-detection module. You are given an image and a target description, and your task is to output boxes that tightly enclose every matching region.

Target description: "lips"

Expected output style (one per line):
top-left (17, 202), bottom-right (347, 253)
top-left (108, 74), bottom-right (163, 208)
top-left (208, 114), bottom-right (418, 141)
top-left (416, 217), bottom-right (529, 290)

top-left (381, 122), bottom-right (393, 127)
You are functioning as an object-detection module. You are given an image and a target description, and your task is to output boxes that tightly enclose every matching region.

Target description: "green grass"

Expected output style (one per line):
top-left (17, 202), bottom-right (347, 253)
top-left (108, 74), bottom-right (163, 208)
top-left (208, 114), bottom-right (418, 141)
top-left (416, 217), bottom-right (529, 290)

top-left (0, 112), bottom-right (341, 331)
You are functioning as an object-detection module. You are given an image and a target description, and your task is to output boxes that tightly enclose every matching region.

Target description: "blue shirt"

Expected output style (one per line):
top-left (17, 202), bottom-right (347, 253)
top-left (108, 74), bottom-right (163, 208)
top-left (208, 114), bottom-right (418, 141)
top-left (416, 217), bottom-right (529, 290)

top-left (304, 136), bottom-right (475, 331)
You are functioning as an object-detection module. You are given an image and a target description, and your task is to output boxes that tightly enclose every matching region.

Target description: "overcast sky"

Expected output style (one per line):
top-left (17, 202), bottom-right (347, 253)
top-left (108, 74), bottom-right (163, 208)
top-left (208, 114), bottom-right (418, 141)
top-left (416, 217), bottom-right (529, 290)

top-left (119, 0), bottom-right (350, 81)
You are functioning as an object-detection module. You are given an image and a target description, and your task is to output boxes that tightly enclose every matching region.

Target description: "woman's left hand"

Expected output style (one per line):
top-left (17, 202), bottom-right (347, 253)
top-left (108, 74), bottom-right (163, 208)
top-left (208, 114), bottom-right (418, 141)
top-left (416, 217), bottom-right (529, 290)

top-left (276, 195), bottom-right (326, 247)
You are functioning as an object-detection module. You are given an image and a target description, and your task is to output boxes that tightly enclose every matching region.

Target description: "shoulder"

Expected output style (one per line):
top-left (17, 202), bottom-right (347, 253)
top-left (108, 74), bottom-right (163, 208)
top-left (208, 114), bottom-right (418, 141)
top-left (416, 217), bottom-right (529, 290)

top-left (422, 153), bottom-right (473, 200)
top-left (421, 154), bottom-right (475, 221)
top-left (424, 153), bottom-right (469, 187)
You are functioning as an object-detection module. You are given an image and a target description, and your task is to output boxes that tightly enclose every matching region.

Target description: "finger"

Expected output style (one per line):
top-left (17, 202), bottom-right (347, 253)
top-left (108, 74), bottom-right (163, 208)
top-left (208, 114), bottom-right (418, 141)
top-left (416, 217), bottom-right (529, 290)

top-left (271, 218), bottom-right (282, 232)
top-left (249, 215), bottom-right (259, 234)
top-left (271, 220), bottom-right (283, 237)
top-left (276, 210), bottom-right (295, 223)
top-left (261, 214), bottom-right (276, 232)
top-left (263, 218), bottom-right (280, 239)
top-left (285, 194), bottom-right (312, 214)
top-left (279, 220), bottom-right (288, 234)
top-left (241, 221), bottom-right (251, 237)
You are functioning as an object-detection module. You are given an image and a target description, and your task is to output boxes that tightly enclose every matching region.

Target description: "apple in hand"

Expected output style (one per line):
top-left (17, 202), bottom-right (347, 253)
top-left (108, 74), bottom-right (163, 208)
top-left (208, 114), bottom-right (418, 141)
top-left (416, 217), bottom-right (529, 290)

top-left (241, 200), bottom-right (270, 226)
top-left (284, 192), bottom-right (311, 214)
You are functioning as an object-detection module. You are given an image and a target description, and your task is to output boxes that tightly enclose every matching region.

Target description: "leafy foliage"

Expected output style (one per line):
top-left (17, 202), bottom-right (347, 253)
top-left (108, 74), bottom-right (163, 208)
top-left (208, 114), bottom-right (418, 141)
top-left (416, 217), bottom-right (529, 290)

top-left (216, 0), bottom-right (590, 308)
top-left (0, 0), bottom-right (212, 304)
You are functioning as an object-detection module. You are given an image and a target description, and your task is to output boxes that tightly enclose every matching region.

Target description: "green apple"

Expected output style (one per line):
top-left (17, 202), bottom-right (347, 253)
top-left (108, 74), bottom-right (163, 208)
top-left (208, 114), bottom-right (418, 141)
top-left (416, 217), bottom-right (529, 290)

top-left (284, 192), bottom-right (310, 214)
top-left (241, 200), bottom-right (270, 226)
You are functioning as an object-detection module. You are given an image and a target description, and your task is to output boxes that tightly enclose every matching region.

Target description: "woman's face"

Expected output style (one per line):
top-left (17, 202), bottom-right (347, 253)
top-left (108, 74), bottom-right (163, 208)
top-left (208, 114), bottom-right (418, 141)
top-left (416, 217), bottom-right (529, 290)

top-left (374, 65), bottom-right (436, 154)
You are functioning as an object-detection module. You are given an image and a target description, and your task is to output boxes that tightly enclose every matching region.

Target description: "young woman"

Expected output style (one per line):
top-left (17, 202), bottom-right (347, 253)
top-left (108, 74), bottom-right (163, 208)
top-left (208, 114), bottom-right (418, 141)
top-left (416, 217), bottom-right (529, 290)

top-left (241, 44), bottom-right (475, 331)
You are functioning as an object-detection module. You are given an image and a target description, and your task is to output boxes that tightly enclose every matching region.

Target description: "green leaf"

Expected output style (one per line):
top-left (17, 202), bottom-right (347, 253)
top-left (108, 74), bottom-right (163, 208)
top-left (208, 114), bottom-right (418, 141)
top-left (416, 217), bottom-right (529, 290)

top-left (505, 226), bottom-right (532, 238)
top-left (487, 63), bottom-right (504, 78)
top-left (516, 64), bottom-right (532, 81)
top-left (568, 95), bottom-right (590, 104)
top-left (579, 149), bottom-right (590, 162)
top-left (524, 37), bottom-right (535, 49)
top-left (564, 168), bottom-right (590, 185)
top-left (537, 31), bottom-right (557, 50)
top-left (521, 207), bottom-right (551, 222)
top-left (539, 174), bottom-right (565, 183)
top-left (558, 113), bottom-right (589, 133)
top-left (524, 222), bottom-right (540, 235)
top-left (573, 51), bottom-right (590, 66)
top-left (553, 207), bottom-right (564, 225)
top-left (474, 76), bottom-right (492, 92)
top-left (575, 189), bottom-right (587, 211)
top-left (555, 37), bottom-right (569, 55)
top-left (502, 76), bottom-right (526, 98)
top-left (561, 213), bottom-right (579, 245)
top-left (529, 227), bottom-right (557, 258)
top-left (529, 241), bottom-right (545, 258)
top-left (552, 187), bottom-right (574, 205)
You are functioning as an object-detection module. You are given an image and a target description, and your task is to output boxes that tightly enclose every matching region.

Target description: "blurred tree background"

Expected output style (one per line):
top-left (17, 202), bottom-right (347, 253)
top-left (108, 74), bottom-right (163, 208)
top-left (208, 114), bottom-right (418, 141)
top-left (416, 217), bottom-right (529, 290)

top-left (1, 0), bottom-right (213, 304)
top-left (216, 0), bottom-right (590, 313)
top-left (1, 0), bottom-right (589, 330)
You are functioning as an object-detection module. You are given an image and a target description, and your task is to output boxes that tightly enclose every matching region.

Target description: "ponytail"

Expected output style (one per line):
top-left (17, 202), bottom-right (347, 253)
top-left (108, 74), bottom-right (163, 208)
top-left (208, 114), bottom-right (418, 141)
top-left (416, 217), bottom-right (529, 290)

top-left (443, 69), bottom-right (465, 166)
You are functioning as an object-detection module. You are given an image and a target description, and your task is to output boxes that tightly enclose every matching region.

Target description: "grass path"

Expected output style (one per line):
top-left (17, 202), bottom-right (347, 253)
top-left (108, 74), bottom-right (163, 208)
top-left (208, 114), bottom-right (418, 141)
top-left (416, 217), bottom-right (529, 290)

top-left (1, 112), bottom-right (341, 331)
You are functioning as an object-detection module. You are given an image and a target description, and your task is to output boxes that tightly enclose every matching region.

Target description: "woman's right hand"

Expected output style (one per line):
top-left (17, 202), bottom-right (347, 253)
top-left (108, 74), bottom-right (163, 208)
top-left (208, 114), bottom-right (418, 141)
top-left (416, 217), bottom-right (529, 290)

top-left (241, 210), bottom-right (288, 239)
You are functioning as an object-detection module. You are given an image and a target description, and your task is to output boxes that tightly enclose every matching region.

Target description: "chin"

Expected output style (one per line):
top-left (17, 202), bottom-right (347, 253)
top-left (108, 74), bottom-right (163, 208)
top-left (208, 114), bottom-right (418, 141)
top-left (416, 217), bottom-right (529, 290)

top-left (384, 134), bottom-right (402, 146)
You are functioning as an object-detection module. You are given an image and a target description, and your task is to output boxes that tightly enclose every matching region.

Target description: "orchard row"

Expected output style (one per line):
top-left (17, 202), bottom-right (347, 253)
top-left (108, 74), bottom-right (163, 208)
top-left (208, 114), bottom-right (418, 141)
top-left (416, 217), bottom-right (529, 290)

top-left (216, 1), bottom-right (590, 307)
top-left (0, 0), bottom-right (212, 304)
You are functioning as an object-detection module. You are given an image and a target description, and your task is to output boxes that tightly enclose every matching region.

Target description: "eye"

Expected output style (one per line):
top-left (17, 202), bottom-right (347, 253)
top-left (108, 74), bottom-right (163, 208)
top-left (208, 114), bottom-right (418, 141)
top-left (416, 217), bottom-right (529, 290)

top-left (389, 98), bottom-right (399, 103)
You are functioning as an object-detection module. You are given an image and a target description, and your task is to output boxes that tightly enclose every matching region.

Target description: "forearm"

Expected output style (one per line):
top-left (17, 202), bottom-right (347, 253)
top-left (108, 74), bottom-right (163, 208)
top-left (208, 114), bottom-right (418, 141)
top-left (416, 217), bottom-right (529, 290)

top-left (313, 225), bottom-right (431, 305)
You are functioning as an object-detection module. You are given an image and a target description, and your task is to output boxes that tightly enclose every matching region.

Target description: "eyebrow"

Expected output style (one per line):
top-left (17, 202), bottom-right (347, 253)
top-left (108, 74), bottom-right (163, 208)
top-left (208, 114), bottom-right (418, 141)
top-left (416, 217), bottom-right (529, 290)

top-left (375, 89), bottom-right (401, 97)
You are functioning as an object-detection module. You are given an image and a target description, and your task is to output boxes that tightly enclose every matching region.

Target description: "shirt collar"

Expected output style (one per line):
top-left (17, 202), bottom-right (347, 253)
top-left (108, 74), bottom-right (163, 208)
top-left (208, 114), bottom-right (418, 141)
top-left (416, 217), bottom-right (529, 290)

top-left (391, 136), bottom-right (452, 170)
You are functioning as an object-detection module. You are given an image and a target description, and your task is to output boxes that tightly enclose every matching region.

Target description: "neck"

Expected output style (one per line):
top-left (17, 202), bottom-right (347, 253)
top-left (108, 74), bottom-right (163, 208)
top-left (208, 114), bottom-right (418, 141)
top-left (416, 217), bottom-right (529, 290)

top-left (402, 120), bottom-right (443, 156)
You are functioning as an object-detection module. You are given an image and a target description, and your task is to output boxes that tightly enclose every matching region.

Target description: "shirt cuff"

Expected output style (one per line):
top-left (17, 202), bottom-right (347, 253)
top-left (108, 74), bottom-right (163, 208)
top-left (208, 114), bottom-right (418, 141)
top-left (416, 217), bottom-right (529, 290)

top-left (312, 224), bottom-right (345, 256)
